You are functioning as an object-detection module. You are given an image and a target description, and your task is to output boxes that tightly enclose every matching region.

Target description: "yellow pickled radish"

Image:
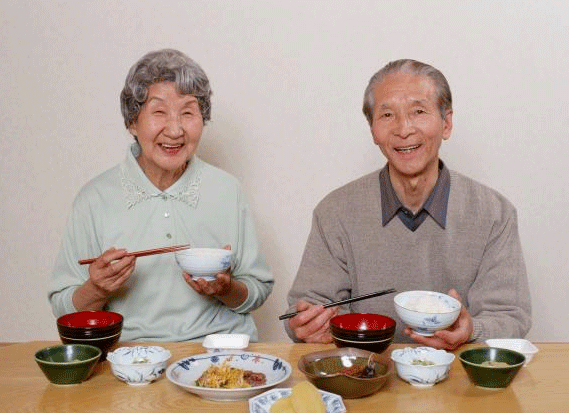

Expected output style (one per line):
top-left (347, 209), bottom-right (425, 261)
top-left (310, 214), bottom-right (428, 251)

top-left (290, 381), bottom-right (326, 413)
top-left (270, 395), bottom-right (295, 413)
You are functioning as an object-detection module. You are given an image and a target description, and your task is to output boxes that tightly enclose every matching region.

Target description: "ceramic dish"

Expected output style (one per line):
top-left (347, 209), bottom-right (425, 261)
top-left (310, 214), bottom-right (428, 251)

top-left (393, 291), bottom-right (461, 336)
top-left (248, 388), bottom-right (346, 413)
top-left (485, 339), bottom-right (538, 366)
top-left (390, 346), bottom-right (455, 387)
top-left (166, 351), bottom-right (292, 401)
top-left (202, 334), bottom-right (250, 352)
top-left (175, 248), bottom-right (233, 280)
top-left (107, 346), bottom-right (171, 385)
top-left (458, 347), bottom-right (525, 389)
top-left (35, 344), bottom-right (102, 385)
top-left (297, 347), bottom-right (393, 398)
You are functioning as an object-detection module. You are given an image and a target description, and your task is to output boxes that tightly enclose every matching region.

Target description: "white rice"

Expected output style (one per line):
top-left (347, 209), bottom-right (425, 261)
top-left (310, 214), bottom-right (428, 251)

top-left (404, 295), bottom-right (452, 313)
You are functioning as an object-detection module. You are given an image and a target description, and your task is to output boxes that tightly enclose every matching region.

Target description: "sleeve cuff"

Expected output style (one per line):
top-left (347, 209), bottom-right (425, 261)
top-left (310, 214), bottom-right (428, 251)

top-left (469, 319), bottom-right (484, 342)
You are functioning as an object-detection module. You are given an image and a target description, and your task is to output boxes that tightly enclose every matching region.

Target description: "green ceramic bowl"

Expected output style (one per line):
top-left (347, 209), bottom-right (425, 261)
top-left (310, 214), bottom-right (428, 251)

top-left (298, 347), bottom-right (393, 398)
top-left (458, 347), bottom-right (525, 389)
top-left (35, 344), bottom-right (102, 385)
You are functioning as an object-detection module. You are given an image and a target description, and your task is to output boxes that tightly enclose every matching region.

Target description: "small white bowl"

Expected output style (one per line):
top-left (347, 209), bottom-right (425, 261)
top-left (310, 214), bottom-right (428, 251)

top-left (107, 346), bottom-right (171, 385)
top-left (485, 339), bottom-right (538, 366)
top-left (202, 334), bottom-right (250, 352)
top-left (394, 291), bottom-right (461, 336)
top-left (391, 346), bottom-right (455, 388)
top-left (175, 248), bottom-right (233, 281)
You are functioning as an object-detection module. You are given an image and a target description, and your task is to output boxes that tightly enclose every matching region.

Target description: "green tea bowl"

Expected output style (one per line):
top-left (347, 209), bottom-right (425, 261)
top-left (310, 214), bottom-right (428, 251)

top-left (458, 347), bottom-right (525, 389)
top-left (35, 344), bottom-right (102, 385)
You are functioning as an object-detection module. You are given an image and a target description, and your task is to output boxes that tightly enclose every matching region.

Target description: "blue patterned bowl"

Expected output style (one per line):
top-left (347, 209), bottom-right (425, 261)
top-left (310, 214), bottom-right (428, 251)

top-left (394, 291), bottom-right (461, 336)
top-left (107, 346), bottom-right (171, 385)
top-left (175, 248), bottom-right (233, 281)
top-left (391, 346), bottom-right (455, 387)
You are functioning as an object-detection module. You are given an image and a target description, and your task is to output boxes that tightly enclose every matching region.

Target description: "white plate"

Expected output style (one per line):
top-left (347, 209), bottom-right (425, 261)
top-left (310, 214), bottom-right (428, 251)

top-left (202, 334), bottom-right (250, 352)
top-left (249, 388), bottom-right (346, 413)
top-left (166, 352), bottom-right (292, 401)
top-left (485, 339), bottom-right (538, 366)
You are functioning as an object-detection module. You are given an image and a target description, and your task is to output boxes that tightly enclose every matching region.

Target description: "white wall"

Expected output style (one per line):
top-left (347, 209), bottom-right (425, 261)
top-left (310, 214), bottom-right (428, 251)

top-left (1, 0), bottom-right (567, 342)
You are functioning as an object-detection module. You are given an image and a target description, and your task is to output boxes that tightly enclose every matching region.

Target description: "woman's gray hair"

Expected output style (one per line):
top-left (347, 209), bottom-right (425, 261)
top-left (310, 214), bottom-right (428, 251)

top-left (120, 49), bottom-right (212, 127)
top-left (362, 59), bottom-right (452, 125)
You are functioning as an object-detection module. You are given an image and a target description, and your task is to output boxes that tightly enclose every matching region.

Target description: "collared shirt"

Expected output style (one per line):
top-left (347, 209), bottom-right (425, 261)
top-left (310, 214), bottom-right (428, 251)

top-left (49, 142), bottom-right (273, 342)
top-left (379, 160), bottom-right (451, 231)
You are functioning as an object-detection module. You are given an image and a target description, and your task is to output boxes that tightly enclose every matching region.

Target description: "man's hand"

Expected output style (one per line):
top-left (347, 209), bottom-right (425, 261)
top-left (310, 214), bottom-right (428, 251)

top-left (287, 300), bottom-right (338, 343)
top-left (405, 289), bottom-right (473, 350)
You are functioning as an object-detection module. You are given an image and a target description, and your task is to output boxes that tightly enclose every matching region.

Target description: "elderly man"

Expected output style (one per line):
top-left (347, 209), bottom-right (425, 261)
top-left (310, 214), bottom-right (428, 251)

top-left (285, 59), bottom-right (531, 350)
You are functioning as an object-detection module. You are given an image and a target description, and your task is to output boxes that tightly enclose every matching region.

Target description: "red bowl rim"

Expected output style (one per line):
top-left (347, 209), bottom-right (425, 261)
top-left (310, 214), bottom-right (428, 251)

top-left (57, 311), bottom-right (123, 328)
top-left (330, 313), bottom-right (396, 332)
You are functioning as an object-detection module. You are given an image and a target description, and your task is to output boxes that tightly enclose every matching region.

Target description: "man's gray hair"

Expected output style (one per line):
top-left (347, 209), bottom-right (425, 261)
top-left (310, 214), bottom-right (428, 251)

top-left (362, 59), bottom-right (452, 125)
top-left (120, 49), bottom-right (212, 127)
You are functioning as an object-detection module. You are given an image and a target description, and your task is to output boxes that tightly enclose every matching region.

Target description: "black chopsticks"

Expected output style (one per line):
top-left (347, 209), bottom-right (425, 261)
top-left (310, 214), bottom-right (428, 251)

top-left (278, 288), bottom-right (396, 320)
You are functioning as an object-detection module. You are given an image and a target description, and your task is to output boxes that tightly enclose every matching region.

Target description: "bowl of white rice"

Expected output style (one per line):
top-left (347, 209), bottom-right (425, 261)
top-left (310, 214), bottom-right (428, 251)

top-left (393, 291), bottom-right (461, 336)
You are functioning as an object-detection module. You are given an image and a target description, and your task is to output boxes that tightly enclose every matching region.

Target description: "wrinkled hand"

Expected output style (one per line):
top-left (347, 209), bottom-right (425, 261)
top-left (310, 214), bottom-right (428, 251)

top-left (287, 300), bottom-right (338, 344)
top-left (184, 270), bottom-right (233, 297)
top-left (88, 247), bottom-right (136, 298)
top-left (183, 244), bottom-right (234, 298)
top-left (405, 289), bottom-right (473, 350)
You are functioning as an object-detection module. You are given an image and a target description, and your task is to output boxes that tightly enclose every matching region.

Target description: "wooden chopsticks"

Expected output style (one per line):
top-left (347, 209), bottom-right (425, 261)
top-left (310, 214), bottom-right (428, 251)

top-left (78, 244), bottom-right (191, 265)
top-left (278, 288), bottom-right (397, 320)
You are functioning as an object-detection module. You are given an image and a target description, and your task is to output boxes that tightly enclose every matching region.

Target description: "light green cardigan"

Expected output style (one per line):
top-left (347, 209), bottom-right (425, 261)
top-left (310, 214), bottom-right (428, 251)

top-left (49, 143), bottom-right (273, 342)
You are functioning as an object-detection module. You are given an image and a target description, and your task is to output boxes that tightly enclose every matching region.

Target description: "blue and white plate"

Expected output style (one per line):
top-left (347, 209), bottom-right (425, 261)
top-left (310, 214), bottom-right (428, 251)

top-left (249, 388), bottom-right (346, 413)
top-left (166, 352), bottom-right (292, 401)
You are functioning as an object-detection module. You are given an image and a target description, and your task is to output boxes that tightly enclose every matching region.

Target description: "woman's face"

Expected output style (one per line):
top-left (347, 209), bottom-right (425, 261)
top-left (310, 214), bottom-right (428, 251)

top-left (128, 81), bottom-right (204, 189)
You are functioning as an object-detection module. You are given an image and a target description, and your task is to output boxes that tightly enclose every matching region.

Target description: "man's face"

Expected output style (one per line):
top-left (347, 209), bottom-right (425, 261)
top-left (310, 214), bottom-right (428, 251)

top-left (370, 72), bottom-right (452, 182)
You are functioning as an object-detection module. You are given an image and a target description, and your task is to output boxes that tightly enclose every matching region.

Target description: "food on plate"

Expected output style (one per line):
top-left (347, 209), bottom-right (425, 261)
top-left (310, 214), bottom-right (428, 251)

top-left (195, 360), bottom-right (266, 388)
top-left (270, 396), bottom-right (295, 413)
top-left (404, 295), bottom-right (452, 313)
top-left (270, 381), bottom-right (325, 413)
top-left (411, 359), bottom-right (435, 366)
top-left (480, 361), bottom-right (510, 368)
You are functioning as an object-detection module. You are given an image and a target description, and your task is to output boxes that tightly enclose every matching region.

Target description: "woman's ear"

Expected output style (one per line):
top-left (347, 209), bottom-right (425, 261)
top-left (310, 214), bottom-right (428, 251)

top-left (128, 123), bottom-right (137, 138)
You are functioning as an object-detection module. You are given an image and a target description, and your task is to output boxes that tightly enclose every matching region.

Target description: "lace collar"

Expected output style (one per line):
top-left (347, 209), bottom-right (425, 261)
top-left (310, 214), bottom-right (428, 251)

top-left (120, 143), bottom-right (202, 209)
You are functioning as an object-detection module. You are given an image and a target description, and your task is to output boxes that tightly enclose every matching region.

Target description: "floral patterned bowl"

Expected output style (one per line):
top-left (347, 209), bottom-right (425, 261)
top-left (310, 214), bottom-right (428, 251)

top-left (175, 248), bottom-right (233, 280)
top-left (390, 346), bottom-right (455, 387)
top-left (393, 291), bottom-right (461, 336)
top-left (107, 346), bottom-right (171, 385)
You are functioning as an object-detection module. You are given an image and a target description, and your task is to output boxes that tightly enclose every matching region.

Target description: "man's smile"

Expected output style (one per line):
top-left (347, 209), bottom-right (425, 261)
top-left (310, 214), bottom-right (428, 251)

top-left (394, 144), bottom-right (421, 153)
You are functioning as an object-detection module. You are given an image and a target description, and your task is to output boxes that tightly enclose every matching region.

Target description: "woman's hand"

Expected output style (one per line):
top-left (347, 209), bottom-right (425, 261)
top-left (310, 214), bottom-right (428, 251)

top-left (73, 247), bottom-right (136, 311)
top-left (184, 270), bottom-right (233, 296)
top-left (287, 300), bottom-right (338, 344)
top-left (404, 289), bottom-right (473, 351)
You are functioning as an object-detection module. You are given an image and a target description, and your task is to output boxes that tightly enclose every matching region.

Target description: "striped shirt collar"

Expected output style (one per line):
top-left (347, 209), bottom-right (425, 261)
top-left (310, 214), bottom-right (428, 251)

top-left (379, 160), bottom-right (450, 230)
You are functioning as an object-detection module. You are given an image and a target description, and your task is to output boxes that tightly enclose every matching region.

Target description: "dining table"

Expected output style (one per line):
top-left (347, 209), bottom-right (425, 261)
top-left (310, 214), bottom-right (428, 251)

top-left (0, 340), bottom-right (567, 413)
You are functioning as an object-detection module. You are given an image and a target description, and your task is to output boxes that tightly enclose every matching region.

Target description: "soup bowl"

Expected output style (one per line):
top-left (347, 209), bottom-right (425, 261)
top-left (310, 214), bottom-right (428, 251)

top-left (458, 347), bottom-right (525, 389)
top-left (35, 344), bottom-right (102, 385)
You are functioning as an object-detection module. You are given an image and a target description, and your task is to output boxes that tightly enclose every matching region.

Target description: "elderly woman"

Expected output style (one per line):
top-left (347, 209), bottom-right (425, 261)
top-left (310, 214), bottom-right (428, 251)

top-left (49, 49), bottom-right (273, 342)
